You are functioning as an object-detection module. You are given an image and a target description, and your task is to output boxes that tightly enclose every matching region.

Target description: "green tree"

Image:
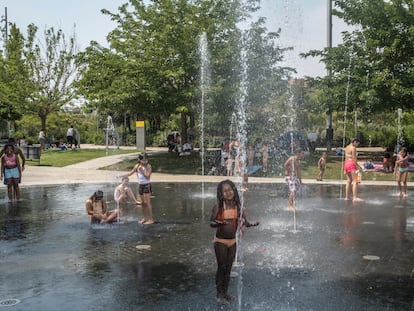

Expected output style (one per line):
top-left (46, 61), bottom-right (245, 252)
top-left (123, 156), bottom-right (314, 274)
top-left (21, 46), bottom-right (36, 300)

top-left (24, 24), bottom-right (79, 132)
top-left (77, 0), bottom-right (246, 143)
top-left (305, 0), bottom-right (414, 116)
top-left (0, 24), bottom-right (29, 135)
top-left (243, 17), bottom-right (294, 142)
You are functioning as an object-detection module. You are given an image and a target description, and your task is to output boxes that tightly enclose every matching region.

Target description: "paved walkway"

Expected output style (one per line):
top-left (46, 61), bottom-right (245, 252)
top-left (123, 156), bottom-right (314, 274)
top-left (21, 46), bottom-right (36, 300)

top-left (20, 144), bottom-right (403, 187)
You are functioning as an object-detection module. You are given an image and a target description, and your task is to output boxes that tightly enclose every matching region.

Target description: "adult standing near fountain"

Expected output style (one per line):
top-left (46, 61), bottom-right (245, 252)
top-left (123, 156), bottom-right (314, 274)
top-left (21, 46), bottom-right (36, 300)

top-left (343, 138), bottom-right (363, 202)
top-left (210, 179), bottom-right (259, 305)
top-left (395, 147), bottom-right (409, 197)
top-left (121, 153), bottom-right (154, 225)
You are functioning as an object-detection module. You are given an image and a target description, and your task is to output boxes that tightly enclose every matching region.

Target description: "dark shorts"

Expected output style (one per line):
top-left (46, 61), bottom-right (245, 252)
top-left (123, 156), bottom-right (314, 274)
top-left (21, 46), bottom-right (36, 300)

top-left (139, 183), bottom-right (151, 195)
top-left (67, 136), bottom-right (73, 144)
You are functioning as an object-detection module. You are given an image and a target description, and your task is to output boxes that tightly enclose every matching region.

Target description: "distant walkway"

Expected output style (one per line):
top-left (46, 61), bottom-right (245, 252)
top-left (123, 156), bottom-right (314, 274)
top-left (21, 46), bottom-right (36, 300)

top-left (20, 144), bottom-right (401, 187)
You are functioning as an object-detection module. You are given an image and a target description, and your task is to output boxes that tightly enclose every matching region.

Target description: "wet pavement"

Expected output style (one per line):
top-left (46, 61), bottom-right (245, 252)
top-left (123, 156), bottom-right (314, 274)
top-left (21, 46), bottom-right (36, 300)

top-left (1, 182), bottom-right (413, 310)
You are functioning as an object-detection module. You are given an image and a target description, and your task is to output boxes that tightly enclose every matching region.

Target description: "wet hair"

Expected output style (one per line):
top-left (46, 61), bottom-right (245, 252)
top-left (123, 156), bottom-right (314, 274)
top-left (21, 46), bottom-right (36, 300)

top-left (399, 147), bottom-right (408, 155)
top-left (351, 138), bottom-right (360, 143)
top-left (4, 143), bottom-right (15, 151)
top-left (295, 148), bottom-right (303, 154)
top-left (138, 153), bottom-right (148, 161)
top-left (91, 190), bottom-right (104, 200)
top-left (8, 137), bottom-right (16, 143)
top-left (216, 179), bottom-right (241, 211)
top-left (121, 176), bottom-right (129, 182)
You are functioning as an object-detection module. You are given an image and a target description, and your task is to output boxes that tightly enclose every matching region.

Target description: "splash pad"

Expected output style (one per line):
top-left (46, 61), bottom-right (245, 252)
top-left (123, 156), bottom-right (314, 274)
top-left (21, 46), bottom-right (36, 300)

top-left (1, 182), bottom-right (413, 310)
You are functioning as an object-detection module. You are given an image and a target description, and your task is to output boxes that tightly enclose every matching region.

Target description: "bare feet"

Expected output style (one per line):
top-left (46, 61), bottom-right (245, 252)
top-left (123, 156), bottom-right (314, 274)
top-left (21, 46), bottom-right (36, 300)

top-left (143, 220), bottom-right (154, 225)
top-left (216, 297), bottom-right (228, 305)
top-left (403, 193), bottom-right (408, 197)
top-left (139, 219), bottom-right (146, 224)
top-left (344, 197), bottom-right (351, 201)
top-left (288, 205), bottom-right (295, 211)
top-left (352, 197), bottom-right (363, 202)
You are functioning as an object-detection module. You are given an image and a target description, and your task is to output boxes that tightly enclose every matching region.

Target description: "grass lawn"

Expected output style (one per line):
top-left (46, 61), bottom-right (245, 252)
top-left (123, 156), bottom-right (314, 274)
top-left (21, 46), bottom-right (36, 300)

top-left (29, 148), bottom-right (138, 167)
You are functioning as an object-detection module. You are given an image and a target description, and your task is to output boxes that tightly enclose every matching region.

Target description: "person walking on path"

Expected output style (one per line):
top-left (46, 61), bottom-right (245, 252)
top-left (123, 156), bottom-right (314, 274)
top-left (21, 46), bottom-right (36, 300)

top-left (85, 190), bottom-right (119, 224)
top-left (343, 138), bottom-right (363, 202)
top-left (1, 144), bottom-right (22, 202)
top-left (395, 147), bottom-right (409, 197)
top-left (121, 153), bottom-right (154, 225)
top-left (210, 179), bottom-right (259, 305)
top-left (317, 152), bottom-right (327, 181)
top-left (284, 149), bottom-right (304, 210)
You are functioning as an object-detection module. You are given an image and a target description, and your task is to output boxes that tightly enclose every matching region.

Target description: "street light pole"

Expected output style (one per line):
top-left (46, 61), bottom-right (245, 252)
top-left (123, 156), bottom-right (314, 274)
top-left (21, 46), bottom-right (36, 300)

top-left (326, 0), bottom-right (333, 151)
top-left (3, 7), bottom-right (11, 138)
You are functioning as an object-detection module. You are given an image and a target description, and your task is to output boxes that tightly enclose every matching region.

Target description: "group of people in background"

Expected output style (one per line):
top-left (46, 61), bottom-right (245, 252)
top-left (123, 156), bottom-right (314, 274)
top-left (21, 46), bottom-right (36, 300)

top-left (36, 125), bottom-right (80, 150)
top-left (284, 137), bottom-right (411, 211)
top-left (85, 153), bottom-right (155, 225)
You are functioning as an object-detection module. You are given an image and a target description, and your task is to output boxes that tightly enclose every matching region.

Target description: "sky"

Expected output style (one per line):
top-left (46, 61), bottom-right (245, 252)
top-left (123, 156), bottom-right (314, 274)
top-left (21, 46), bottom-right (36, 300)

top-left (0, 0), bottom-right (349, 78)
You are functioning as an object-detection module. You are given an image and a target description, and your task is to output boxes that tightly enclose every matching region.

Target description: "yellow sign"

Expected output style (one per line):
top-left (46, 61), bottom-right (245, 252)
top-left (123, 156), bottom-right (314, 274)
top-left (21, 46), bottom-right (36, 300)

top-left (136, 121), bottom-right (145, 128)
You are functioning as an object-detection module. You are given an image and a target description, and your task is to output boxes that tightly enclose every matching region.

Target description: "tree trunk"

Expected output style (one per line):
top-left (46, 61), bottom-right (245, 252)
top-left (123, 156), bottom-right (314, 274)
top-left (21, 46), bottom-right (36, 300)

top-left (181, 112), bottom-right (188, 144)
top-left (40, 115), bottom-right (47, 134)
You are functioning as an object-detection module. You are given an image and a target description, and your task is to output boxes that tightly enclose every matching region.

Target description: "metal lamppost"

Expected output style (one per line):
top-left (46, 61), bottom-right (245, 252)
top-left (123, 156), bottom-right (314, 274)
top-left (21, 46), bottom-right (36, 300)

top-left (326, 0), bottom-right (333, 151)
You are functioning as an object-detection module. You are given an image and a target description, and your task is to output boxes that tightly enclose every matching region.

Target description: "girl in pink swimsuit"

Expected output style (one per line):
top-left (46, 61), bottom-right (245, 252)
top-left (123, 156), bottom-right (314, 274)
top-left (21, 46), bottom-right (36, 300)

top-left (343, 138), bottom-right (363, 202)
top-left (1, 144), bottom-right (22, 202)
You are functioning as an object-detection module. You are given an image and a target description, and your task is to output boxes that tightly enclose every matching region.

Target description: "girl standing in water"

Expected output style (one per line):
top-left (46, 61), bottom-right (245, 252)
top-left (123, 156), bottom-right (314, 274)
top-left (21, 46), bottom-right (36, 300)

top-left (122, 153), bottom-right (154, 224)
top-left (1, 144), bottom-right (22, 202)
top-left (343, 138), bottom-right (363, 202)
top-left (395, 147), bottom-right (409, 197)
top-left (210, 179), bottom-right (259, 304)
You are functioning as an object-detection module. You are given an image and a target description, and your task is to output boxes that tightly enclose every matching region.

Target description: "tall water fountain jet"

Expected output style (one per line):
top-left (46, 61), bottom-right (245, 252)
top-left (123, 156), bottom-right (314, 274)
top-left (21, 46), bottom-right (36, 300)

top-left (199, 32), bottom-right (210, 177)
top-left (339, 55), bottom-right (353, 200)
top-left (396, 108), bottom-right (404, 151)
top-left (233, 44), bottom-right (250, 311)
top-left (199, 32), bottom-right (210, 216)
